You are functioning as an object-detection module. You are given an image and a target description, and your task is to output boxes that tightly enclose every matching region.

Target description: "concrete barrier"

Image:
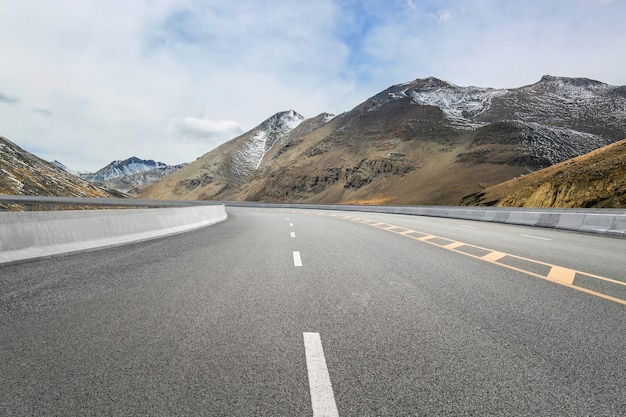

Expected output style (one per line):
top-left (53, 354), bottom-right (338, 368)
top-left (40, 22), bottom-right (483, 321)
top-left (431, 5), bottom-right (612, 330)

top-left (607, 216), bottom-right (626, 237)
top-left (0, 205), bottom-right (227, 265)
top-left (222, 201), bottom-right (626, 238)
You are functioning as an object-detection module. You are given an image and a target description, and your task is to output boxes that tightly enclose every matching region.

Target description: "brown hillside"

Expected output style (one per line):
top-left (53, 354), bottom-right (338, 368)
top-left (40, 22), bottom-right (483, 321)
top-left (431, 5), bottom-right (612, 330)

top-left (141, 107), bottom-right (535, 205)
top-left (460, 139), bottom-right (626, 208)
top-left (141, 76), bottom-right (626, 205)
top-left (0, 136), bottom-right (124, 200)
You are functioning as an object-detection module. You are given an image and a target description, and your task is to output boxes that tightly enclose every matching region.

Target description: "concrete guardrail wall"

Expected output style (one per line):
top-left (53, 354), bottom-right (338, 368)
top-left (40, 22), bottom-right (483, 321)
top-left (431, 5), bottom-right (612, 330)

top-left (223, 202), bottom-right (626, 238)
top-left (1, 196), bottom-right (624, 266)
top-left (0, 205), bottom-right (227, 266)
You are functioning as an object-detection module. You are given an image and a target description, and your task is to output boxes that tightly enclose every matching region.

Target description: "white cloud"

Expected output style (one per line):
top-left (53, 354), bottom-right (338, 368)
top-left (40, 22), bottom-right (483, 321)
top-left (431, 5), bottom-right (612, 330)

top-left (0, 0), bottom-right (625, 172)
top-left (430, 9), bottom-right (453, 23)
top-left (168, 117), bottom-right (245, 140)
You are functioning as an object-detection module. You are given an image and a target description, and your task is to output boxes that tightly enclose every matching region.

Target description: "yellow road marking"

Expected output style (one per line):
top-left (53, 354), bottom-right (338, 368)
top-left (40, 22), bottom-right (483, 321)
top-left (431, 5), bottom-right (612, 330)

top-left (547, 266), bottom-right (577, 285)
top-left (383, 225), bottom-right (403, 231)
top-left (373, 222), bottom-right (392, 228)
top-left (330, 214), bottom-right (626, 305)
top-left (444, 242), bottom-right (466, 250)
top-left (482, 251), bottom-right (507, 263)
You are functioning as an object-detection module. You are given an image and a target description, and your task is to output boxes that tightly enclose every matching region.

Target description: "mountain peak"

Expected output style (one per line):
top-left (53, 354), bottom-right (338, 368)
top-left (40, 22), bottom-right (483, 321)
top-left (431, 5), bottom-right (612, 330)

top-left (89, 157), bottom-right (168, 182)
top-left (229, 110), bottom-right (306, 177)
top-left (538, 75), bottom-right (606, 88)
top-left (411, 76), bottom-right (454, 89)
top-left (261, 110), bottom-right (306, 131)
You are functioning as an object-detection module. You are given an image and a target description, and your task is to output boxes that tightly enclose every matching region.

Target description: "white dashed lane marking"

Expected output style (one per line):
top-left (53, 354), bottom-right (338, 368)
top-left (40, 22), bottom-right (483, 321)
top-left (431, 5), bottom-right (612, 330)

top-left (303, 333), bottom-right (339, 417)
top-left (293, 251), bottom-right (303, 267)
top-left (520, 234), bottom-right (552, 241)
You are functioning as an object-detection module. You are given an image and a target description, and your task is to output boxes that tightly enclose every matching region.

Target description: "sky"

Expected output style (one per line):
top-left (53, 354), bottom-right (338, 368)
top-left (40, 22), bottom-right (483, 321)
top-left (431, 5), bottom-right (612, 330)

top-left (1, 0), bottom-right (625, 172)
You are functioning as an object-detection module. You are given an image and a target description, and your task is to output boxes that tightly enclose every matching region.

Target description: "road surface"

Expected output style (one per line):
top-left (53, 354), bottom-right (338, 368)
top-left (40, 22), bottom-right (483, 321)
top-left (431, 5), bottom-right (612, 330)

top-left (1, 207), bottom-right (625, 416)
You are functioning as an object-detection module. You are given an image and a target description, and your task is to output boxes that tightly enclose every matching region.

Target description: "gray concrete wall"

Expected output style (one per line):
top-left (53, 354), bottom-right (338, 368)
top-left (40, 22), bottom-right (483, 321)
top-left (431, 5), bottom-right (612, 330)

top-left (0, 205), bottom-right (227, 265)
top-left (224, 202), bottom-right (626, 238)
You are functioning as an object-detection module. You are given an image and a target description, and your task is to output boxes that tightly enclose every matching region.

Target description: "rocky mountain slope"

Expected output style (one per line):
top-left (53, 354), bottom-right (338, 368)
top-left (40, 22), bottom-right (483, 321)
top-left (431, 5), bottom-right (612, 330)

top-left (140, 110), bottom-right (328, 200)
top-left (140, 76), bottom-right (626, 205)
top-left (0, 135), bottom-right (124, 200)
top-left (460, 139), bottom-right (626, 208)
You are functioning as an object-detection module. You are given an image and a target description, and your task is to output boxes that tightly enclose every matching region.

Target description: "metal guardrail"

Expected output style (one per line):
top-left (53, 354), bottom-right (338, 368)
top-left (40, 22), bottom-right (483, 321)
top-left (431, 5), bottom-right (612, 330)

top-left (0, 195), bottom-right (220, 211)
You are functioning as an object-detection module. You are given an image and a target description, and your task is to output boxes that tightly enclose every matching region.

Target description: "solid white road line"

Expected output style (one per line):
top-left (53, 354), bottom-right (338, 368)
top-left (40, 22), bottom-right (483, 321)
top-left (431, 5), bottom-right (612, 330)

top-left (520, 234), bottom-right (552, 241)
top-left (291, 232), bottom-right (296, 238)
top-left (293, 251), bottom-right (303, 266)
top-left (290, 223), bottom-right (294, 227)
top-left (303, 332), bottom-right (339, 417)
top-left (459, 224), bottom-right (478, 229)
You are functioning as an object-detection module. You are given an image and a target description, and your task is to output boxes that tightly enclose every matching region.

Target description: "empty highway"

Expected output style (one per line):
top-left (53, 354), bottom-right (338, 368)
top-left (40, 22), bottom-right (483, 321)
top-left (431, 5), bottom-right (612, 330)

top-left (1, 207), bottom-right (625, 416)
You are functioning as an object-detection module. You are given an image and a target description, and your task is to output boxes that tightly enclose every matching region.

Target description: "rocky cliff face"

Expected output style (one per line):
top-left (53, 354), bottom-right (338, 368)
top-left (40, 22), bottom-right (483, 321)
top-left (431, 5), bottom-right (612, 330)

top-left (140, 76), bottom-right (626, 206)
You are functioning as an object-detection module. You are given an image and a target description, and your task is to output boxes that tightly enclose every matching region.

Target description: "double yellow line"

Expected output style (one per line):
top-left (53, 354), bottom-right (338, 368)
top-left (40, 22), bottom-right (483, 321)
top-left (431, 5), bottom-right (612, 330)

top-left (332, 214), bottom-right (626, 306)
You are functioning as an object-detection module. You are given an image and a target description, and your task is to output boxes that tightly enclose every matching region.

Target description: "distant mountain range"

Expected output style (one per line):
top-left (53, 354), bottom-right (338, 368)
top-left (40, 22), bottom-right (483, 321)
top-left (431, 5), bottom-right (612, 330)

top-left (140, 75), bottom-right (626, 206)
top-left (54, 157), bottom-right (187, 195)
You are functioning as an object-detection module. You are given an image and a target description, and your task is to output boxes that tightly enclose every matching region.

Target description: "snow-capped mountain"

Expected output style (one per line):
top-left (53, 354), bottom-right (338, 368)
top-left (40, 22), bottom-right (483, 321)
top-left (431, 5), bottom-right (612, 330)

top-left (75, 157), bottom-right (186, 194)
top-left (369, 77), bottom-right (506, 129)
top-left (372, 75), bottom-right (626, 135)
top-left (82, 157), bottom-right (169, 183)
top-left (141, 75), bottom-right (626, 206)
top-left (366, 75), bottom-right (625, 164)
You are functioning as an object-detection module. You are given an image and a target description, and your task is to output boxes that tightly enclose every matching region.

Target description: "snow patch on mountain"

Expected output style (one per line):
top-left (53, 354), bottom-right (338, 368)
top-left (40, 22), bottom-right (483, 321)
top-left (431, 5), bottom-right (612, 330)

top-left (515, 121), bottom-right (612, 165)
top-left (370, 77), bottom-right (507, 129)
top-left (322, 113), bottom-right (336, 123)
top-left (241, 130), bottom-right (268, 171)
top-left (231, 110), bottom-right (305, 177)
top-left (408, 86), bottom-right (507, 129)
top-left (370, 75), bottom-right (626, 136)
top-left (488, 76), bottom-right (626, 132)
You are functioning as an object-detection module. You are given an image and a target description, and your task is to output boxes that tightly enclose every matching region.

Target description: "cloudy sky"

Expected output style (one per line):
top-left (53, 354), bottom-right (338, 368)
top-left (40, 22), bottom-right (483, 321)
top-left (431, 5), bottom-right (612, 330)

top-left (1, 0), bottom-right (625, 172)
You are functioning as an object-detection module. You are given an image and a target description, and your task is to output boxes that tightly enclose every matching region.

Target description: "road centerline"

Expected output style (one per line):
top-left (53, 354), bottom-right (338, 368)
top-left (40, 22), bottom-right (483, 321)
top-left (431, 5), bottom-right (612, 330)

top-left (303, 332), bottom-right (339, 417)
top-left (293, 251), bottom-right (303, 267)
top-left (520, 234), bottom-right (552, 241)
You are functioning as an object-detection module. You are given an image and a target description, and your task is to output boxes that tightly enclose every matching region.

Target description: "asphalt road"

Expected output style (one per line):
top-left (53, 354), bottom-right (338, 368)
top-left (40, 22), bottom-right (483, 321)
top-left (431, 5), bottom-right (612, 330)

top-left (1, 207), bottom-right (625, 416)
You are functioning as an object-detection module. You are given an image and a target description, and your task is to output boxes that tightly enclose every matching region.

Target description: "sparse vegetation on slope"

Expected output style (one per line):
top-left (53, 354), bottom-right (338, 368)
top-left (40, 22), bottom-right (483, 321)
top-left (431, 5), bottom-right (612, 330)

top-left (460, 139), bottom-right (626, 208)
top-left (139, 76), bottom-right (626, 205)
top-left (0, 136), bottom-right (126, 202)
